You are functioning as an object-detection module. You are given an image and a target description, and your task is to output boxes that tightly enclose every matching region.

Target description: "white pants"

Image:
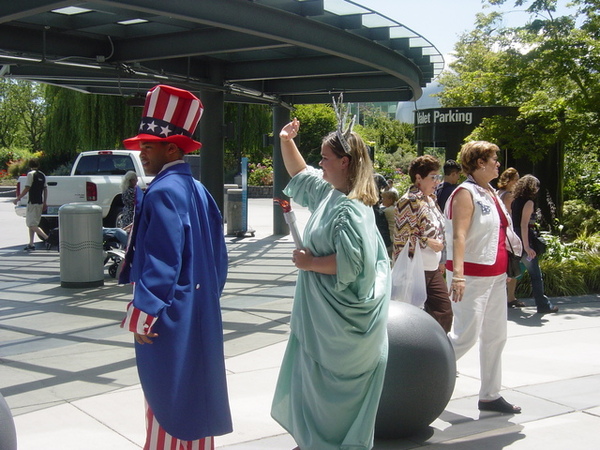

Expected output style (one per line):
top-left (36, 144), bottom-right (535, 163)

top-left (447, 272), bottom-right (507, 401)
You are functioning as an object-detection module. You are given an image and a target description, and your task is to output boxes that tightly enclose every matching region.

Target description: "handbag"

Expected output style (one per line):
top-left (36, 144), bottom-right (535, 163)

top-left (391, 241), bottom-right (427, 308)
top-left (506, 238), bottom-right (522, 279)
top-left (531, 230), bottom-right (547, 256)
top-left (507, 252), bottom-right (522, 278)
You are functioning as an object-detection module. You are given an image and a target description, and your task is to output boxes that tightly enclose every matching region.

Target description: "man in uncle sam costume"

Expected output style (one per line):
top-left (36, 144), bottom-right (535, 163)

top-left (120, 84), bottom-right (231, 449)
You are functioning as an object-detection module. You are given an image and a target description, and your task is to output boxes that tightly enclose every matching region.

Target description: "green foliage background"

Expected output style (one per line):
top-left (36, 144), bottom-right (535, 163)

top-left (43, 85), bottom-right (140, 169)
top-left (437, 0), bottom-right (600, 210)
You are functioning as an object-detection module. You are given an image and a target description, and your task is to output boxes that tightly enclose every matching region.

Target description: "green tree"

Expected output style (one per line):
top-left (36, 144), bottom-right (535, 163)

top-left (355, 112), bottom-right (415, 154)
top-left (43, 85), bottom-right (139, 168)
top-left (293, 103), bottom-right (337, 165)
top-left (223, 103), bottom-right (272, 178)
top-left (0, 79), bottom-right (46, 150)
top-left (439, 0), bottom-right (600, 154)
top-left (437, 0), bottom-right (600, 220)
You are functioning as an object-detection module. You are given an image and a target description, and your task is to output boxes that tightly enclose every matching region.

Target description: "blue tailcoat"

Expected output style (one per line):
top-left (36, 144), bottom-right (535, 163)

top-left (120, 163), bottom-right (232, 440)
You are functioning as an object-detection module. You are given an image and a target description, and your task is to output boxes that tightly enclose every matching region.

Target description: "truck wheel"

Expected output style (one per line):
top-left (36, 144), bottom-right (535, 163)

top-left (114, 212), bottom-right (125, 229)
top-left (39, 217), bottom-right (57, 235)
top-left (104, 206), bottom-right (123, 228)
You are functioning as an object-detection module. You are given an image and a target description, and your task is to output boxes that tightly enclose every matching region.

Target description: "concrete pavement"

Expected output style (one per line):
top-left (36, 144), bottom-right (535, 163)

top-left (1, 196), bottom-right (599, 449)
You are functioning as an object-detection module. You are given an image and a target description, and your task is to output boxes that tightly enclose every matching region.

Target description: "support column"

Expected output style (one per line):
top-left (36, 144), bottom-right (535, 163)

top-left (273, 105), bottom-right (291, 235)
top-left (198, 88), bottom-right (225, 215)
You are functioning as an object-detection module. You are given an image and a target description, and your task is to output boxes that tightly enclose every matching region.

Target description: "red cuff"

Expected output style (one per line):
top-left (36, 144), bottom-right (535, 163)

top-left (121, 301), bottom-right (158, 334)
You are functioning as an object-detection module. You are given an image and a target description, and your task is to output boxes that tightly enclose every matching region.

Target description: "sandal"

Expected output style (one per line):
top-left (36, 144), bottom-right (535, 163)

top-left (478, 397), bottom-right (521, 414)
top-left (508, 300), bottom-right (526, 308)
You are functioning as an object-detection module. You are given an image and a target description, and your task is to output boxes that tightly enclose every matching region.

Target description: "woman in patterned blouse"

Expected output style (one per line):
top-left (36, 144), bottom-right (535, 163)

top-left (393, 155), bottom-right (452, 332)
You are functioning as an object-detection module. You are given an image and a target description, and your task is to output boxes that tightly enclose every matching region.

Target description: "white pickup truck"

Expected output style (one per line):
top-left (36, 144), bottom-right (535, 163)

top-left (15, 150), bottom-right (151, 230)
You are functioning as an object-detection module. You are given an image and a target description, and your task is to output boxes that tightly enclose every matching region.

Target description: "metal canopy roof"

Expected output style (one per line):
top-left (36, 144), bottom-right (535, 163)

top-left (0, 0), bottom-right (443, 106)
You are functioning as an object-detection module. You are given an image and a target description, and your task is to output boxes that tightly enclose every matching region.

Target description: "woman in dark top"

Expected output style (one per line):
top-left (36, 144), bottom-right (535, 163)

top-left (511, 175), bottom-right (558, 314)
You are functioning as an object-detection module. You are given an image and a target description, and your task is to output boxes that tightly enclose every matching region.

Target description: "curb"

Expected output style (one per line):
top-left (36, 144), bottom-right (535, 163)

top-left (0, 186), bottom-right (16, 198)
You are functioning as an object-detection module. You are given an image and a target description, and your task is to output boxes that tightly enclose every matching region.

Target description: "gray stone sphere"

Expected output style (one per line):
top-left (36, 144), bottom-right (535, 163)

top-left (375, 301), bottom-right (456, 439)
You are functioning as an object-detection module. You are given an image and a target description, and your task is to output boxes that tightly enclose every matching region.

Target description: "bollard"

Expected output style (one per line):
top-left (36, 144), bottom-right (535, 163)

top-left (59, 204), bottom-right (104, 288)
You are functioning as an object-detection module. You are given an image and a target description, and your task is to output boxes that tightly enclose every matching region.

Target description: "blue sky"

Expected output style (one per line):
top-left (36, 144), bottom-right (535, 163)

top-left (356, 0), bottom-right (489, 56)
top-left (350, 0), bottom-right (576, 117)
top-left (355, 0), bottom-right (576, 57)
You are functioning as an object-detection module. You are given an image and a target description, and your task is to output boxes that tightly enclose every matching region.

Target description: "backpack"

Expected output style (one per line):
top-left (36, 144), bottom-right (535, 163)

top-left (373, 205), bottom-right (392, 247)
top-left (29, 170), bottom-right (46, 204)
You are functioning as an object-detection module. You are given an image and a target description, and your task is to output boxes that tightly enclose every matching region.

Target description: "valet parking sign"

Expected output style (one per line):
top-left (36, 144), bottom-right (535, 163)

top-left (416, 109), bottom-right (473, 126)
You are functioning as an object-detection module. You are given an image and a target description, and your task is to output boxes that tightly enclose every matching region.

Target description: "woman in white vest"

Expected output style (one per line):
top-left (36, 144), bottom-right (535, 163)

top-left (445, 141), bottom-right (523, 414)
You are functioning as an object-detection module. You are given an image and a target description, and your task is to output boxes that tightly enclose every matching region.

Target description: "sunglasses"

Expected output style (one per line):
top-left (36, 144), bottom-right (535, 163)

top-left (429, 174), bottom-right (443, 181)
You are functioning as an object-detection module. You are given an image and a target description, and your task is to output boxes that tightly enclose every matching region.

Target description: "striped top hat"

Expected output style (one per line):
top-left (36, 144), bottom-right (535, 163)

top-left (123, 85), bottom-right (203, 154)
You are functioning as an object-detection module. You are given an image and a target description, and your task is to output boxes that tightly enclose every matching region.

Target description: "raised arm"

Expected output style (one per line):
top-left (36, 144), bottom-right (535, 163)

top-left (279, 118), bottom-right (307, 177)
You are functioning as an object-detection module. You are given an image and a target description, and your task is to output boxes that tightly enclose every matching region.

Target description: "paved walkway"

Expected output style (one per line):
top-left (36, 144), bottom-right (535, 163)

top-left (1, 196), bottom-right (599, 449)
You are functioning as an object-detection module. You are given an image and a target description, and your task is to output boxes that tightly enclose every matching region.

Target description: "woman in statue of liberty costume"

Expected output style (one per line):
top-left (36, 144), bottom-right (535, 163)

top-left (271, 106), bottom-right (391, 450)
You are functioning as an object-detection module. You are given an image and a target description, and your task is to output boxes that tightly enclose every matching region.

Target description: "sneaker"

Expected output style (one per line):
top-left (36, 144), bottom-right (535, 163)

top-left (24, 244), bottom-right (35, 251)
top-left (537, 305), bottom-right (559, 314)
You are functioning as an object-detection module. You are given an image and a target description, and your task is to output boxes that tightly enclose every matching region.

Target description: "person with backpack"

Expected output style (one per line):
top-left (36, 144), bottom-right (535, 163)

top-left (13, 158), bottom-right (49, 251)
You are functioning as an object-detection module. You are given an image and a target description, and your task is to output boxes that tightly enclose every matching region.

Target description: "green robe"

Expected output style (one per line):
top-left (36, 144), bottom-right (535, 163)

top-left (272, 167), bottom-right (390, 450)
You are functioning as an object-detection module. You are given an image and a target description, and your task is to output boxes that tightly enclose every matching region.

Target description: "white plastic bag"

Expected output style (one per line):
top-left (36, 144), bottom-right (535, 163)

top-left (390, 241), bottom-right (427, 308)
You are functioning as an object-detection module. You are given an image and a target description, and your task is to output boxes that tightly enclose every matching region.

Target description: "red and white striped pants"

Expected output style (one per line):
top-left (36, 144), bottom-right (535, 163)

top-left (144, 401), bottom-right (214, 450)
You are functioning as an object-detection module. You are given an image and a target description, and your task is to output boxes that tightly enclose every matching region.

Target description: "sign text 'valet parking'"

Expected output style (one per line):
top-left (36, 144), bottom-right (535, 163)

top-left (416, 109), bottom-right (473, 125)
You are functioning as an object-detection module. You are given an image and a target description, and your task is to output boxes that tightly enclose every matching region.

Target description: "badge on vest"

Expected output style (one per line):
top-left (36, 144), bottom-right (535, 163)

top-left (476, 200), bottom-right (491, 215)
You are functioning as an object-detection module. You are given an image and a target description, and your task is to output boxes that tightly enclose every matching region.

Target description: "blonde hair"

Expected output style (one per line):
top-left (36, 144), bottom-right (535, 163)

top-left (322, 131), bottom-right (379, 206)
top-left (382, 189), bottom-right (399, 203)
top-left (497, 167), bottom-right (519, 189)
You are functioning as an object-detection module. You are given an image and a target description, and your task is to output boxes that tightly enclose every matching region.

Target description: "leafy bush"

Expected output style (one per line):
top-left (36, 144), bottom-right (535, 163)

top-left (539, 232), bottom-right (578, 263)
top-left (7, 150), bottom-right (43, 178)
top-left (0, 168), bottom-right (14, 185)
top-left (248, 158), bottom-right (273, 186)
top-left (49, 161), bottom-right (74, 176)
top-left (516, 230), bottom-right (600, 297)
top-left (580, 253), bottom-right (600, 293)
top-left (571, 232), bottom-right (600, 254)
top-left (563, 151), bottom-right (600, 209)
top-left (8, 159), bottom-right (29, 178)
top-left (0, 147), bottom-right (31, 171)
top-left (560, 200), bottom-right (600, 240)
top-left (373, 148), bottom-right (417, 180)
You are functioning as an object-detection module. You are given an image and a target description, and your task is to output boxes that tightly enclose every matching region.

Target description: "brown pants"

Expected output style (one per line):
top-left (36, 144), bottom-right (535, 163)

top-left (424, 269), bottom-right (453, 333)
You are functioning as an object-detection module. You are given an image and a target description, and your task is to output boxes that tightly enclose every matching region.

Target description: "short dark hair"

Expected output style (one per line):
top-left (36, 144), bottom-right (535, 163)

top-left (29, 158), bottom-right (40, 169)
top-left (443, 159), bottom-right (461, 176)
top-left (408, 155), bottom-right (440, 183)
top-left (373, 173), bottom-right (387, 191)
